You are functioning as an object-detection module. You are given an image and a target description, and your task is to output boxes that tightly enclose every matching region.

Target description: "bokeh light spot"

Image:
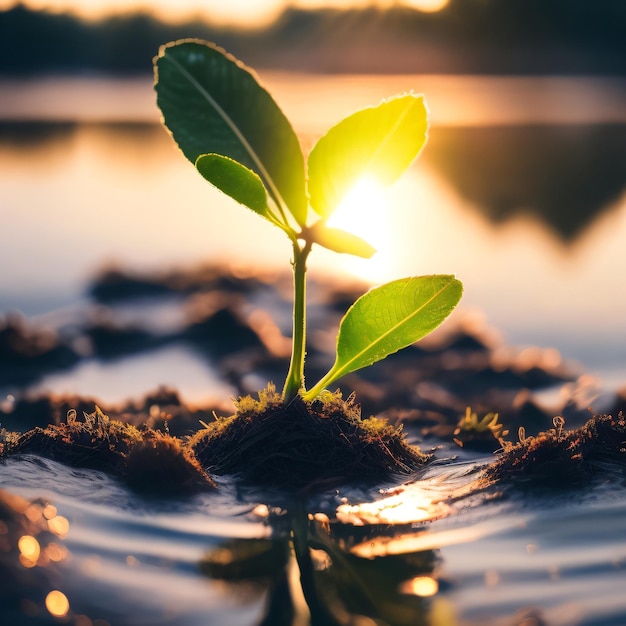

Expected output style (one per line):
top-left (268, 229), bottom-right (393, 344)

top-left (18, 535), bottom-right (40, 567)
top-left (43, 504), bottom-right (58, 520)
top-left (45, 590), bottom-right (70, 618)
top-left (46, 542), bottom-right (70, 562)
top-left (400, 575), bottom-right (439, 596)
top-left (48, 515), bottom-right (70, 536)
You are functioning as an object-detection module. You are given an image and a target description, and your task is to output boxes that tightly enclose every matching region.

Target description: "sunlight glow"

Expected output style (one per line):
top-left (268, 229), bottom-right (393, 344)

top-left (326, 176), bottom-right (389, 253)
top-left (336, 483), bottom-right (450, 525)
top-left (0, 0), bottom-right (285, 26)
top-left (0, 0), bottom-right (450, 26)
top-left (403, 0), bottom-right (449, 12)
top-left (321, 176), bottom-right (394, 281)
top-left (351, 516), bottom-right (523, 558)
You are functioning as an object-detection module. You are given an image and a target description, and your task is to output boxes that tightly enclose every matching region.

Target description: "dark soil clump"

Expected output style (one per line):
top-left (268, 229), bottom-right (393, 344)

top-left (0, 312), bottom-right (78, 385)
top-left (4, 407), bottom-right (215, 495)
top-left (483, 412), bottom-right (626, 490)
top-left (189, 386), bottom-right (430, 492)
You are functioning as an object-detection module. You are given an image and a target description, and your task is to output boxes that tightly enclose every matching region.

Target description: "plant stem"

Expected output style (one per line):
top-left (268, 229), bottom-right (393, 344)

top-left (290, 502), bottom-right (342, 626)
top-left (301, 372), bottom-right (334, 402)
top-left (282, 239), bottom-right (312, 402)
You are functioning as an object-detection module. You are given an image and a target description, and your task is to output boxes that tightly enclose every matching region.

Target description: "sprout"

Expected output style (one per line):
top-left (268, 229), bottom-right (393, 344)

top-left (154, 40), bottom-right (462, 404)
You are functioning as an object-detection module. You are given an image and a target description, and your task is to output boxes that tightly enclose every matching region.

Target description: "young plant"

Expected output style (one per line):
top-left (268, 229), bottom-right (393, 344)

top-left (154, 40), bottom-right (462, 403)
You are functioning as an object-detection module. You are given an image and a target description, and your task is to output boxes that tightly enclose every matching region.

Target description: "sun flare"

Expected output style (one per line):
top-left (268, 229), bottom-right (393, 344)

top-left (326, 176), bottom-right (390, 252)
top-left (403, 0), bottom-right (449, 13)
top-left (0, 0), bottom-right (450, 24)
top-left (323, 176), bottom-right (394, 281)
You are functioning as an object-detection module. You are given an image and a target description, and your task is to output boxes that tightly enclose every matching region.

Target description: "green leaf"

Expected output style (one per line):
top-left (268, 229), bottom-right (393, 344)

top-left (304, 275), bottom-right (462, 399)
top-left (195, 153), bottom-right (271, 221)
top-left (155, 39), bottom-right (307, 227)
top-left (308, 94), bottom-right (429, 219)
top-left (309, 223), bottom-right (376, 258)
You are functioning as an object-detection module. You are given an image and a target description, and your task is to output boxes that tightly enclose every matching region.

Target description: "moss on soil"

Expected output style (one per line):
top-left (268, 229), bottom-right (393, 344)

top-left (4, 407), bottom-right (215, 495)
top-left (189, 386), bottom-right (430, 491)
top-left (482, 411), bottom-right (626, 489)
top-left (2, 389), bottom-right (429, 494)
top-left (3, 387), bottom-right (624, 498)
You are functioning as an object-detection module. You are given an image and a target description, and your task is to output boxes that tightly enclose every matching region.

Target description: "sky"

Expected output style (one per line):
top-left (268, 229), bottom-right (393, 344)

top-left (0, 0), bottom-right (450, 27)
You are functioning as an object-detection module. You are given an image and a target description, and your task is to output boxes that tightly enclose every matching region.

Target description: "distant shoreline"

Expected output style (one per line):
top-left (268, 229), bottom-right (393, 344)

top-left (1, 3), bottom-right (625, 76)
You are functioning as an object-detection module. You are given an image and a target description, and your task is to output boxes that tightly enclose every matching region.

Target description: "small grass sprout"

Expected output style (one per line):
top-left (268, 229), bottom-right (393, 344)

top-left (454, 407), bottom-right (508, 450)
top-left (154, 40), bottom-right (462, 404)
top-left (552, 415), bottom-right (566, 439)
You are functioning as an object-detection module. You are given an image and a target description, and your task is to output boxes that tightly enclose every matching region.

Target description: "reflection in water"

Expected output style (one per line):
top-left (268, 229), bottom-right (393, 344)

top-left (200, 504), bottom-right (443, 626)
top-left (0, 120), bottom-right (175, 172)
top-left (424, 124), bottom-right (626, 241)
top-left (201, 536), bottom-right (296, 626)
top-left (336, 482), bottom-right (451, 526)
top-left (3, 121), bottom-right (625, 243)
top-left (0, 120), bottom-right (78, 151)
top-left (1, 114), bottom-right (626, 380)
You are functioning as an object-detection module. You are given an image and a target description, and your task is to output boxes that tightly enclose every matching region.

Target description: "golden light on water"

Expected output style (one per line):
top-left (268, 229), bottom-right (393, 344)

top-left (352, 515), bottom-right (524, 558)
top-left (45, 590), bottom-right (70, 618)
top-left (336, 482), bottom-right (451, 526)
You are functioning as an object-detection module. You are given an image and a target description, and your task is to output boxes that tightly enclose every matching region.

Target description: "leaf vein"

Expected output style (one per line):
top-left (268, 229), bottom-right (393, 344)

top-left (366, 98), bottom-right (417, 174)
top-left (164, 52), bottom-right (288, 215)
top-left (334, 281), bottom-right (453, 380)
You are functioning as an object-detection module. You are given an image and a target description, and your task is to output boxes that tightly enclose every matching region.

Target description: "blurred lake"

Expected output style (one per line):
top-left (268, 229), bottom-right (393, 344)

top-left (1, 73), bottom-right (625, 389)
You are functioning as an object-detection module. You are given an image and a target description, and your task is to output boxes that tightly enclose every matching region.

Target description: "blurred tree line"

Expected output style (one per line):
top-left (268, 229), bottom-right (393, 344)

top-left (1, 0), bottom-right (625, 75)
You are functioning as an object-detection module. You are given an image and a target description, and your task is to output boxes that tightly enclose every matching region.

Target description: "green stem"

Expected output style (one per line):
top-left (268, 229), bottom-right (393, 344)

top-left (301, 371), bottom-right (336, 402)
top-left (282, 240), bottom-right (312, 402)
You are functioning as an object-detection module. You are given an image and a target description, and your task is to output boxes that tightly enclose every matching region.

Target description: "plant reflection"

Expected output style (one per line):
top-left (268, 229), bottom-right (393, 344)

top-left (199, 501), bottom-right (447, 626)
top-left (200, 535), bottom-right (295, 625)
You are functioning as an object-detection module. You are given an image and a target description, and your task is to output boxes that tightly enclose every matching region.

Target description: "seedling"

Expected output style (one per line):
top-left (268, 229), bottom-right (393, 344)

top-left (154, 40), bottom-right (462, 404)
top-left (454, 407), bottom-right (508, 450)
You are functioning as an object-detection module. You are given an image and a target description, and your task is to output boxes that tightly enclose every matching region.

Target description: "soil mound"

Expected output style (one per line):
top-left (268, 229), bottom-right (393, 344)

top-left (190, 386), bottom-right (430, 492)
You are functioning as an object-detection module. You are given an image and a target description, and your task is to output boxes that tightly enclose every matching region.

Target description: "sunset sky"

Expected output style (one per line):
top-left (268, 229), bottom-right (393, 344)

top-left (0, 0), bottom-right (449, 26)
